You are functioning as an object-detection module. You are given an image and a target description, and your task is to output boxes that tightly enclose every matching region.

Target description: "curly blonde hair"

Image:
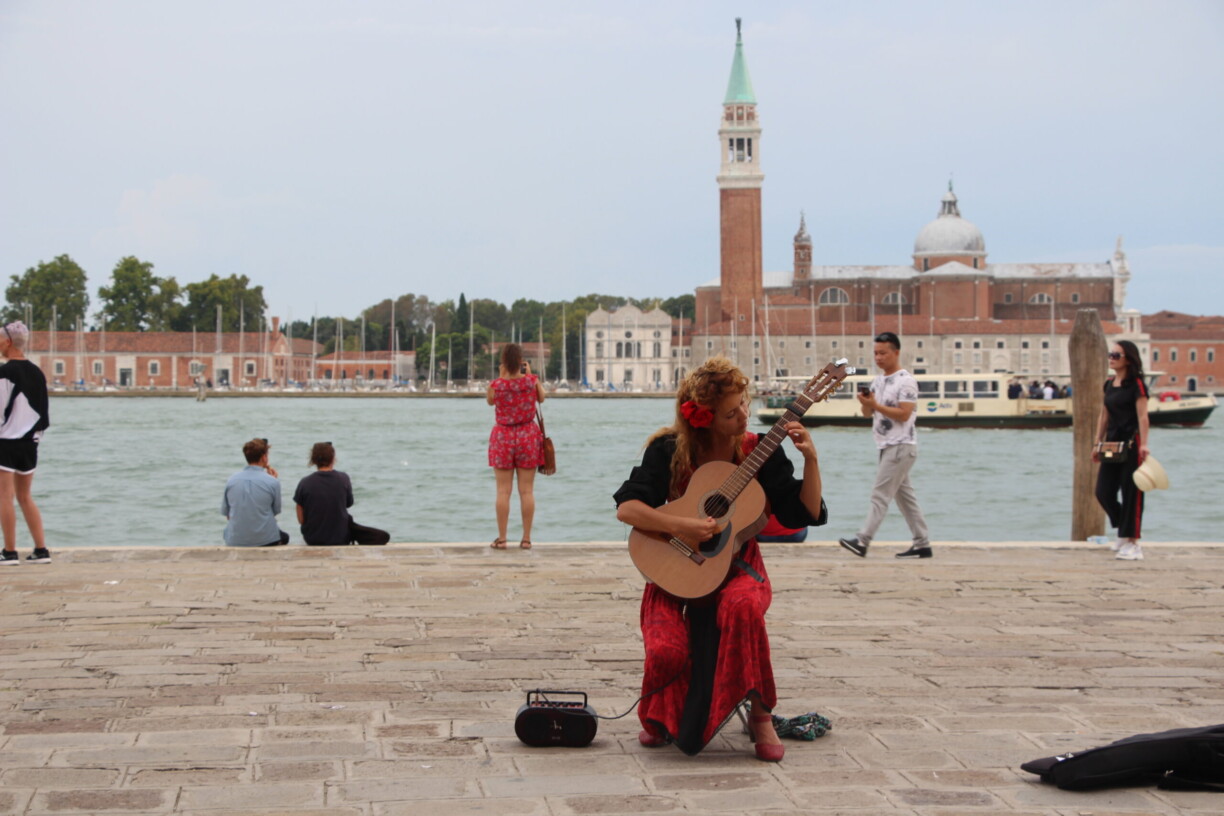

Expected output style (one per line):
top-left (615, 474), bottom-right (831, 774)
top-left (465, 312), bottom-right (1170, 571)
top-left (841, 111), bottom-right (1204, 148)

top-left (648, 356), bottom-right (750, 498)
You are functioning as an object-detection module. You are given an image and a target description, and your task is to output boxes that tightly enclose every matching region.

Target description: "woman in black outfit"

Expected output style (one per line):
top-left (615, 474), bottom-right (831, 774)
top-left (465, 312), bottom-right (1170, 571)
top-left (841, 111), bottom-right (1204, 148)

top-left (1092, 339), bottom-right (1151, 561)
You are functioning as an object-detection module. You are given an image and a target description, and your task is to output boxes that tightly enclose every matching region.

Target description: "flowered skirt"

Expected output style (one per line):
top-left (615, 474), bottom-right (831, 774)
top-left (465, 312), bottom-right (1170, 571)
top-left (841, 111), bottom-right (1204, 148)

top-left (637, 539), bottom-right (775, 754)
top-left (488, 421), bottom-right (544, 470)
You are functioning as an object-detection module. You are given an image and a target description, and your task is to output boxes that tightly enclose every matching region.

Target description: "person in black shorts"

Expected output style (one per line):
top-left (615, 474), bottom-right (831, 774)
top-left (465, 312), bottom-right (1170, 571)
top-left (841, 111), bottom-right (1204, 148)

top-left (293, 442), bottom-right (390, 546)
top-left (0, 321), bottom-right (51, 565)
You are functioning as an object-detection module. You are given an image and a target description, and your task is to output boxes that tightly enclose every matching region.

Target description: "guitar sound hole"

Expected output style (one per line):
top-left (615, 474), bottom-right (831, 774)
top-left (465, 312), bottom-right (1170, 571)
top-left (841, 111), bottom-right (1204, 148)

top-left (703, 494), bottom-right (730, 518)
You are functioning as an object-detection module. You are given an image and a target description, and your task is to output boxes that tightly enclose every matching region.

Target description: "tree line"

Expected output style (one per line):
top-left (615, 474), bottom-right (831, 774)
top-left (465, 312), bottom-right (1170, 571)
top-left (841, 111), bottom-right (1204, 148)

top-left (3, 254), bottom-right (695, 381)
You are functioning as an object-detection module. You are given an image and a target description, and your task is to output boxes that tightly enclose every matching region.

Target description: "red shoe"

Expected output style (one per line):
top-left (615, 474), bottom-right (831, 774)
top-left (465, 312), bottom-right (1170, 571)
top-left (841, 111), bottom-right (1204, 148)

top-left (638, 729), bottom-right (667, 748)
top-left (751, 713), bottom-right (785, 762)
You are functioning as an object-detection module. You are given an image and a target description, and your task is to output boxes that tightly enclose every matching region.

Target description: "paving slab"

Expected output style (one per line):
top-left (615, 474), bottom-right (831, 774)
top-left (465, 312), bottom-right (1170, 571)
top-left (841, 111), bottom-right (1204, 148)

top-left (1, 541), bottom-right (1222, 815)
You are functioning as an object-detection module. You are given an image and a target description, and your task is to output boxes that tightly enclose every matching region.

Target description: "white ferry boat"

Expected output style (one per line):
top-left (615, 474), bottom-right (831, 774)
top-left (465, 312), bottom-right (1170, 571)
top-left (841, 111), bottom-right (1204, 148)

top-left (757, 373), bottom-right (1216, 429)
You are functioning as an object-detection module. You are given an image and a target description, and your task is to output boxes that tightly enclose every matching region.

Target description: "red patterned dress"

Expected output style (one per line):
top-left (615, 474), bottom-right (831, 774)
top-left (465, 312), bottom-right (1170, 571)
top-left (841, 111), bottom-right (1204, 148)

top-left (488, 375), bottom-right (543, 470)
top-left (613, 432), bottom-right (826, 754)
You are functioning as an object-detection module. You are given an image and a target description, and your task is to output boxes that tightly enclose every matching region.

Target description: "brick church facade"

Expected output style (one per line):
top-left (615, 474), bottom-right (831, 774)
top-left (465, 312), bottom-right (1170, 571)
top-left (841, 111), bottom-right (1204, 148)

top-left (583, 20), bottom-right (1217, 391)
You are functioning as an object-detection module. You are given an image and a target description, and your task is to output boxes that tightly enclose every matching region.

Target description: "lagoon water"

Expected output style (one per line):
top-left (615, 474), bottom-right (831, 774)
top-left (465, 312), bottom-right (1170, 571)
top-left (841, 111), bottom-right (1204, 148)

top-left (37, 396), bottom-right (1222, 548)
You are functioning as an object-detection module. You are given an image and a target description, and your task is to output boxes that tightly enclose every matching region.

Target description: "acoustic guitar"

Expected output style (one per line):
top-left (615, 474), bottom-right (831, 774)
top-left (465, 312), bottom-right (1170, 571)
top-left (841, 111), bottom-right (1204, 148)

top-left (628, 359), bottom-right (853, 599)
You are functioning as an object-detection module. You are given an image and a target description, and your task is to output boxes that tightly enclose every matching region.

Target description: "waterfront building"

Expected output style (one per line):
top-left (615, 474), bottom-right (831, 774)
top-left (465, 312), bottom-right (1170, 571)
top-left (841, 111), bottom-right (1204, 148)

top-left (1142, 311), bottom-right (1224, 393)
top-left (24, 318), bottom-right (319, 389)
top-left (586, 19), bottom-right (1155, 389)
top-left (314, 349), bottom-right (417, 385)
top-left (582, 304), bottom-right (676, 391)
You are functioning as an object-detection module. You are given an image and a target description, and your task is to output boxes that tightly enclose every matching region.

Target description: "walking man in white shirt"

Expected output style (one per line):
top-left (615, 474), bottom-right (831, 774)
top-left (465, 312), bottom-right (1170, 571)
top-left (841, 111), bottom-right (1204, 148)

top-left (839, 332), bottom-right (932, 559)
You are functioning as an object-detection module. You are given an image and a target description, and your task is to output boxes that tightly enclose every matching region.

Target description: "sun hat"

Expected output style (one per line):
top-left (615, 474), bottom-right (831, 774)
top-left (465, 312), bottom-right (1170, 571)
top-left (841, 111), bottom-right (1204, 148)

top-left (1132, 455), bottom-right (1169, 492)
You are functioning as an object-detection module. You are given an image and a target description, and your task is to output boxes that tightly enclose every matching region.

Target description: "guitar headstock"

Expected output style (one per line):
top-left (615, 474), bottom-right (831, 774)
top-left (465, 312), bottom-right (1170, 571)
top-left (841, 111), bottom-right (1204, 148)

top-left (802, 358), bottom-right (855, 404)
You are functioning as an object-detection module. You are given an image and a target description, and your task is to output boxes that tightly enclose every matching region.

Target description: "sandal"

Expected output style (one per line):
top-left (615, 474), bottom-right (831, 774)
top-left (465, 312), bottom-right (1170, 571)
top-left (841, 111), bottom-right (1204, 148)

top-left (750, 713), bottom-right (785, 762)
top-left (490, 538), bottom-right (507, 549)
top-left (520, 539), bottom-right (532, 550)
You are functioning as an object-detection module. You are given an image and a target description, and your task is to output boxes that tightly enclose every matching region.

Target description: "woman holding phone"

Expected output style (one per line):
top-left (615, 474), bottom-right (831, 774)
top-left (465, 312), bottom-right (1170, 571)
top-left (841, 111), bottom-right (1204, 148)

top-left (486, 343), bottom-right (546, 549)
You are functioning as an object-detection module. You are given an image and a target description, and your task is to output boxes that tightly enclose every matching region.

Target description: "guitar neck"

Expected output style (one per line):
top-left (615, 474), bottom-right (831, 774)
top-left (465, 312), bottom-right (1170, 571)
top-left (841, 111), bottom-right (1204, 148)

top-left (721, 391), bottom-right (817, 499)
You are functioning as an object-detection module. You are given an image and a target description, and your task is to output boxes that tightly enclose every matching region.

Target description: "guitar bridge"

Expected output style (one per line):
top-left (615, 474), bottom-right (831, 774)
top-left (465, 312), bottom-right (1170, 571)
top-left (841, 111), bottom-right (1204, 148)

top-left (671, 541), bottom-right (707, 565)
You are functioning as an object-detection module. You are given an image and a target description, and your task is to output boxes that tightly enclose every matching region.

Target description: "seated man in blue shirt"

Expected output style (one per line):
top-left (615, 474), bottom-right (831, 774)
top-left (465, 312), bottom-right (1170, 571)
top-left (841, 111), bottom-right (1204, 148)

top-left (221, 438), bottom-right (289, 547)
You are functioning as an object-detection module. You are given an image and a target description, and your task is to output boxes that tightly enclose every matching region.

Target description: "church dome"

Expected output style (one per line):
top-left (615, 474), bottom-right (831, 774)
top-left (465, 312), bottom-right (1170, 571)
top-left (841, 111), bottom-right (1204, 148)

top-left (913, 186), bottom-right (985, 260)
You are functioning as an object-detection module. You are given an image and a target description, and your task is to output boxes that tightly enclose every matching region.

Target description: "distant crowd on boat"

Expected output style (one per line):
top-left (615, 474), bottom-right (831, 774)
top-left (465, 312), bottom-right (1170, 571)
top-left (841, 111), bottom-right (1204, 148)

top-left (1008, 377), bottom-right (1072, 400)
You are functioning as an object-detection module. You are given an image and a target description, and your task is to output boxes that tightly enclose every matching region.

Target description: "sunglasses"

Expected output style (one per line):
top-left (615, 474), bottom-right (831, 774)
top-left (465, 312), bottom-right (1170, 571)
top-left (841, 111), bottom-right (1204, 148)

top-left (1108, 352), bottom-right (1123, 360)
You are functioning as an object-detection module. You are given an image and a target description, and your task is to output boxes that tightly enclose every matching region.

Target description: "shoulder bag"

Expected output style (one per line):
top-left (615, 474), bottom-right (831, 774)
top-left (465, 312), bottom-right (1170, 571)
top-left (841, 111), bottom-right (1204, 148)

top-left (537, 406), bottom-right (556, 475)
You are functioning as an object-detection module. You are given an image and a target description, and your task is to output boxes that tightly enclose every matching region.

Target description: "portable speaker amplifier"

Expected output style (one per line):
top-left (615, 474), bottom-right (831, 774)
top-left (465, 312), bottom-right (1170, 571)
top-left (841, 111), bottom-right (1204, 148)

top-left (514, 690), bottom-right (598, 748)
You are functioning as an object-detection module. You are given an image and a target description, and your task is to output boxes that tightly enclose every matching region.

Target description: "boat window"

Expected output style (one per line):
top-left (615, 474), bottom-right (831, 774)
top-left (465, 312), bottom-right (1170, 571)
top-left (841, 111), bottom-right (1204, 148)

top-left (917, 381), bottom-right (939, 395)
top-left (973, 380), bottom-right (998, 395)
top-left (943, 380), bottom-right (969, 398)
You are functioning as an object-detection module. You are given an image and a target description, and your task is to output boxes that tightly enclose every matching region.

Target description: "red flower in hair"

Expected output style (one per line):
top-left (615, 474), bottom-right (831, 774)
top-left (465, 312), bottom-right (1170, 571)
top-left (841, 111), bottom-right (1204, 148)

top-left (680, 399), bottom-right (714, 429)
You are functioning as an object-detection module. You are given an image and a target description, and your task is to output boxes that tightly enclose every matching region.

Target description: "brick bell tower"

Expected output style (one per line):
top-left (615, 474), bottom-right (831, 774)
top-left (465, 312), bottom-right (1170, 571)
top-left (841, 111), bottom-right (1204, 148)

top-left (716, 18), bottom-right (764, 326)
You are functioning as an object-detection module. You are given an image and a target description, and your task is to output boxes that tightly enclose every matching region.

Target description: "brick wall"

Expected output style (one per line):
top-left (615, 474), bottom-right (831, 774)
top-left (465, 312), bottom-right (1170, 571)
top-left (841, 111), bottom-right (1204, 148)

top-left (719, 188), bottom-right (763, 322)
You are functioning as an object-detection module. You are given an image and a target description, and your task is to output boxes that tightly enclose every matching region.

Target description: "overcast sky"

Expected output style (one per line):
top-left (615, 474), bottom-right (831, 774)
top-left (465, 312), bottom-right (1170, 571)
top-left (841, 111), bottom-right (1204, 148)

top-left (2, 0), bottom-right (1221, 326)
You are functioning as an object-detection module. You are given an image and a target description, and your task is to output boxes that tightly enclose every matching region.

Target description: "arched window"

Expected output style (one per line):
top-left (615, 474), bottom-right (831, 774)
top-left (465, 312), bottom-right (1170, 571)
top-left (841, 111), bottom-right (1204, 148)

top-left (1029, 293), bottom-right (1053, 304)
top-left (818, 287), bottom-right (849, 305)
top-left (882, 292), bottom-right (907, 305)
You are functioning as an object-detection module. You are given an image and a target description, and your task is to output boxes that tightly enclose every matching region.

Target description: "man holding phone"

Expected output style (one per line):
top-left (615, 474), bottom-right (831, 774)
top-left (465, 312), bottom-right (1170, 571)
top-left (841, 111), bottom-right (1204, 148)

top-left (839, 332), bottom-right (932, 559)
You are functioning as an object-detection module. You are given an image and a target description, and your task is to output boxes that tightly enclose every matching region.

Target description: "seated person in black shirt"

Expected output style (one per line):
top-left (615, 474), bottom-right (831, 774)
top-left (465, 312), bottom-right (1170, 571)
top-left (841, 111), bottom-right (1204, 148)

top-left (293, 442), bottom-right (390, 546)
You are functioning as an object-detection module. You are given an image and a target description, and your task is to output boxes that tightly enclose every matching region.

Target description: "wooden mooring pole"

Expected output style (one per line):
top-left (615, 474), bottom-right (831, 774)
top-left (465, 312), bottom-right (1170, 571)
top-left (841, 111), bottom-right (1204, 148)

top-left (1069, 309), bottom-right (1108, 541)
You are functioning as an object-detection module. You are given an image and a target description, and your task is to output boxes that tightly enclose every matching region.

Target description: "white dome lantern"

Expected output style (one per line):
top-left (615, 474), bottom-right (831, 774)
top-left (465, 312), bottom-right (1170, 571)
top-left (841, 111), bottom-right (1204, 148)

top-left (913, 184), bottom-right (986, 269)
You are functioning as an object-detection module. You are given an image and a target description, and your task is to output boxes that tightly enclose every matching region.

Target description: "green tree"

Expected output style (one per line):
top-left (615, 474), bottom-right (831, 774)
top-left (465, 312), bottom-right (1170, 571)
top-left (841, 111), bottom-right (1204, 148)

top-left (96, 256), bottom-right (182, 331)
top-left (470, 298), bottom-right (510, 338)
top-left (509, 298), bottom-right (546, 341)
top-left (658, 294), bottom-right (696, 320)
top-left (4, 254), bottom-right (89, 328)
top-left (173, 274), bottom-right (266, 332)
top-left (289, 316), bottom-right (337, 351)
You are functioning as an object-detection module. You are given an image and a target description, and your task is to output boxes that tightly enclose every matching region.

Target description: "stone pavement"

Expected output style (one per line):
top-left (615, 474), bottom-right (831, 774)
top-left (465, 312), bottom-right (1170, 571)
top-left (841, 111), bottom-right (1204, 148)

top-left (1, 541), bottom-right (1222, 816)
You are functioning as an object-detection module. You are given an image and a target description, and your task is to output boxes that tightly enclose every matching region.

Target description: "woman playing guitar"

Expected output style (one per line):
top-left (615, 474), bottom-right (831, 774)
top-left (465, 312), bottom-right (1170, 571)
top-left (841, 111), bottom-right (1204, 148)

top-left (613, 357), bottom-right (827, 761)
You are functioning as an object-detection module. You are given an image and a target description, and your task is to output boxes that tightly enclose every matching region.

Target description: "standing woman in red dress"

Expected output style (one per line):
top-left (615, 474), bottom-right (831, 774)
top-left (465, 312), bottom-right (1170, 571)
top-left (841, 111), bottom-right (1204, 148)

top-left (614, 357), bottom-right (826, 760)
top-left (486, 343), bottom-right (546, 549)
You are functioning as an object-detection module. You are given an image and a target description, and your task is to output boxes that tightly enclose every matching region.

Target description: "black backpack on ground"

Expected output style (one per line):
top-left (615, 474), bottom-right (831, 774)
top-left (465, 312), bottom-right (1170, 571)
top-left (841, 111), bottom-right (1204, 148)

top-left (1021, 723), bottom-right (1224, 791)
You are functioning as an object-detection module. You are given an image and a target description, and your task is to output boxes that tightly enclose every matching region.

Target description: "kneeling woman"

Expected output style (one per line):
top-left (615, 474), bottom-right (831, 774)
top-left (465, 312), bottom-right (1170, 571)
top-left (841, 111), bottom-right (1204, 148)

top-left (613, 358), bottom-right (826, 761)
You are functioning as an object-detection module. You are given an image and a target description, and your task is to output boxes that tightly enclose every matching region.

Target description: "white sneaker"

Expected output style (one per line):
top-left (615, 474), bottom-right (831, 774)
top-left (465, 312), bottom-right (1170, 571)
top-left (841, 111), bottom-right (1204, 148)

top-left (1115, 542), bottom-right (1144, 561)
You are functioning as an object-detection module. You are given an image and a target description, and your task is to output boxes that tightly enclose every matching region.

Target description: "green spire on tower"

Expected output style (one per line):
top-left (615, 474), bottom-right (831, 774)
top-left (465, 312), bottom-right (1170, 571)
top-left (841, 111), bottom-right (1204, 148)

top-left (723, 18), bottom-right (756, 105)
